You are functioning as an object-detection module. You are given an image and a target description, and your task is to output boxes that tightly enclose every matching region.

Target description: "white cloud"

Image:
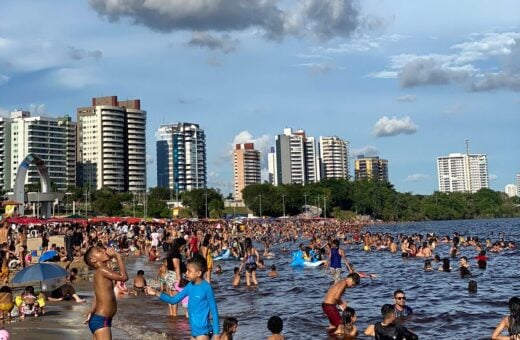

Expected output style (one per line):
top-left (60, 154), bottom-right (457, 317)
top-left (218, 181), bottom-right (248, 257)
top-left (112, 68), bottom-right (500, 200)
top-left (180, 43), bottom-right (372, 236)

top-left (405, 173), bottom-right (429, 182)
top-left (0, 74), bottom-right (9, 86)
top-left (350, 145), bottom-right (379, 158)
top-left (186, 32), bottom-right (239, 54)
top-left (28, 104), bottom-right (46, 115)
top-left (373, 116), bottom-right (418, 137)
top-left (230, 130), bottom-right (273, 169)
top-left (90, 0), bottom-right (367, 41)
top-left (51, 68), bottom-right (98, 88)
top-left (314, 33), bottom-right (409, 54)
top-left (489, 174), bottom-right (498, 181)
top-left (396, 94), bottom-right (416, 102)
top-left (371, 32), bottom-right (520, 92)
top-left (366, 70), bottom-right (397, 79)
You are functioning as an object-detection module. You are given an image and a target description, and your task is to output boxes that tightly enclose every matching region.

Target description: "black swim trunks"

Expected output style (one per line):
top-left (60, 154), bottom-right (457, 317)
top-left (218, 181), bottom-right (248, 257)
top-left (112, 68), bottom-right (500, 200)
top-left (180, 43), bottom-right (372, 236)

top-left (245, 263), bottom-right (257, 273)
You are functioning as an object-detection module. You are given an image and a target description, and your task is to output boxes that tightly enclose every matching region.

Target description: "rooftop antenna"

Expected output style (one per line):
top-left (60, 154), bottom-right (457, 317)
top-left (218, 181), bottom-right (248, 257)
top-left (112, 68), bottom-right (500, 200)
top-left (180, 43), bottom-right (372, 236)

top-left (465, 139), bottom-right (470, 155)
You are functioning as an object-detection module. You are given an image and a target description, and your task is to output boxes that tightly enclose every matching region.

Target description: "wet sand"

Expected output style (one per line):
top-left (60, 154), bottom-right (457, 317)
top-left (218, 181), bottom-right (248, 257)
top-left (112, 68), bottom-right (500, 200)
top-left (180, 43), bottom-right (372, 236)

top-left (3, 279), bottom-right (134, 340)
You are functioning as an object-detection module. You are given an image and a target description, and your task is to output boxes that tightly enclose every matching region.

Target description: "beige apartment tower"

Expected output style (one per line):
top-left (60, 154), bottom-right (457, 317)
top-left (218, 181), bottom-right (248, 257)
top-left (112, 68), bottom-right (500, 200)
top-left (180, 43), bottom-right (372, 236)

top-left (77, 96), bottom-right (146, 193)
top-left (233, 143), bottom-right (261, 201)
top-left (354, 155), bottom-right (389, 182)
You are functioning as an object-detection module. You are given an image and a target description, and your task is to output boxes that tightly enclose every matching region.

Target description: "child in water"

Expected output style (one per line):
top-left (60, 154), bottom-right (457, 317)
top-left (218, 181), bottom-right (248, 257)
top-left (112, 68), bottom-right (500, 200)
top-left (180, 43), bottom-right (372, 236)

top-left (84, 246), bottom-right (129, 340)
top-left (146, 255), bottom-right (220, 339)
top-left (174, 278), bottom-right (189, 318)
top-left (220, 317), bottom-right (238, 340)
top-left (268, 265), bottom-right (278, 278)
top-left (267, 315), bottom-right (284, 340)
top-left (339, 307), bottom-right (358, 338)
top-left (232, 267), bottom-right (242, 287)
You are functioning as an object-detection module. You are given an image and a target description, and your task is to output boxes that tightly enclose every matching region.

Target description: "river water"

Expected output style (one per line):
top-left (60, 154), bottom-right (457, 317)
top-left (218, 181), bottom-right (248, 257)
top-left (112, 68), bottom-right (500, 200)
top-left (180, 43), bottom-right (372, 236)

top-left (113, 218), bottom-right (520, 340)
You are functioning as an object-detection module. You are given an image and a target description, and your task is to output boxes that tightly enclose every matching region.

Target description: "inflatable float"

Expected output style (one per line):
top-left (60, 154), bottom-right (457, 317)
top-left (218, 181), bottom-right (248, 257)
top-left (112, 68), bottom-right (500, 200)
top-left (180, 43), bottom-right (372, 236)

top-left (290, 250), bottom-right (326, 268)
top-left (213, 249), bottom-right (241, 261)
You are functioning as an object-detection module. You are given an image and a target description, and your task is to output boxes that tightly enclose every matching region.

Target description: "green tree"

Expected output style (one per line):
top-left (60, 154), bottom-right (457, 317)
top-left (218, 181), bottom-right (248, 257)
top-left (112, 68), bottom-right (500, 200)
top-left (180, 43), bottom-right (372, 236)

top-left (182, 188), bottom-right (224, 218)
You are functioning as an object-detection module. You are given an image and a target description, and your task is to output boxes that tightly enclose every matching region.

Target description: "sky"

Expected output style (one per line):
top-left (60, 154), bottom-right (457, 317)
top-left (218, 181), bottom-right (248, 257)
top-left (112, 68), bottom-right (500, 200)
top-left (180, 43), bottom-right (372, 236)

top-left (0, 0), bottom-right (519, 195)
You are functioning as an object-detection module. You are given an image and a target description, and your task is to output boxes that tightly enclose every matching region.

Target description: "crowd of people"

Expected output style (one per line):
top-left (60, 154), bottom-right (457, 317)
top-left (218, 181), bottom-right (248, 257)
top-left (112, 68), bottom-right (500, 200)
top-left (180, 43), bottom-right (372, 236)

top-left (0, 217), bottom-right (517, 339)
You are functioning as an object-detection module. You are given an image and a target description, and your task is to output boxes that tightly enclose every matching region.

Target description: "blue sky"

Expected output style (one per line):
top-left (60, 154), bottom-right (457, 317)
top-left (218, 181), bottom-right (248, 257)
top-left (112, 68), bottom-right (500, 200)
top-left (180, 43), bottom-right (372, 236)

top-left (0, 0), bottom-right (519, 195)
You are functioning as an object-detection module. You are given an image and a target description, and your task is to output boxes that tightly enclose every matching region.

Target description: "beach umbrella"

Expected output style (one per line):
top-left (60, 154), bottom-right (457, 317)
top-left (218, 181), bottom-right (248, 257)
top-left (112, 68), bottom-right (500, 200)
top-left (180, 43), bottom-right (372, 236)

top-left (11, 263), bottom-right (68, 284)
top-left (38, 250), bottom-right (59, 263)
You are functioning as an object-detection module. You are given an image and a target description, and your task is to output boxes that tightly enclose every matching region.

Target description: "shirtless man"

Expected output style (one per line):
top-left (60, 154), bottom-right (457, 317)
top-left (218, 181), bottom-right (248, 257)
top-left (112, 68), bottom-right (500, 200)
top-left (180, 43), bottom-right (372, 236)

top-left (322, 272), bottom-right (360, 335)
top-left (0, 223), bottom-right (9, 246)
top-left (84, 246), bottom-right (128, 340)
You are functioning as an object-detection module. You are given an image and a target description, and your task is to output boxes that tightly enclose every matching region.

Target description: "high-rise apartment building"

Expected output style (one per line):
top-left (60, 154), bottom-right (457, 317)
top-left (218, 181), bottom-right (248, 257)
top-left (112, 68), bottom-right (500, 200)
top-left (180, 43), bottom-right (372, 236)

top-left (267, 147), bottom-right (276, 185)
top-left (57, 116), bottom-right (77, 188)
top-left (156, 122), bottom-right (206, 193)
top-left (516, 173), bottom-right (520, 197)
top-left (8, 110), bottom-right (67, 190)
top-left (0, 117), bottom-right (12, 191)
top-left (233, 143), bottom-right (261, 201)
top-left (77, 96), bottom-right (146, 192)
top-left (437, 153), bottom-right (489, 193)
top-left (319, 136), bottom-right (349, 180)
top-left (505, 184), bottom-right (517, 198)
top-left (274, 128), bottom-right (319, 185)
top-left (354, 155), bottom-right (389, 182)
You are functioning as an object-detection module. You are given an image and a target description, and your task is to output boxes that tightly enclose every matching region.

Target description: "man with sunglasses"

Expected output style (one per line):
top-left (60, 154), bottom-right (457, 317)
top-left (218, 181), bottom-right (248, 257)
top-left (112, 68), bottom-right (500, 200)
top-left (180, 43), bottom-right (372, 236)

top-left (393, 289), bottom-right (413, 318)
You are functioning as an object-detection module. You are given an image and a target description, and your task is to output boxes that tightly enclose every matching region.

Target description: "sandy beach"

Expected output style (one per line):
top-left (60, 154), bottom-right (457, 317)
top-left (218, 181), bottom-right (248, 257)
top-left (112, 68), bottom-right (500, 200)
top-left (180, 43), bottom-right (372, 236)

top-left (5, 236), bottom-right (167, 340)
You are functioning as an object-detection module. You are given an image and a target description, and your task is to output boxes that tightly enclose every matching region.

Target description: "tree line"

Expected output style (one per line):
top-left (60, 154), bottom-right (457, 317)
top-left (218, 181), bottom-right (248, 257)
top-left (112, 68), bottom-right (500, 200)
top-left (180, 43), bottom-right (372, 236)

top-left (5, 179), bottom-right (519, 221)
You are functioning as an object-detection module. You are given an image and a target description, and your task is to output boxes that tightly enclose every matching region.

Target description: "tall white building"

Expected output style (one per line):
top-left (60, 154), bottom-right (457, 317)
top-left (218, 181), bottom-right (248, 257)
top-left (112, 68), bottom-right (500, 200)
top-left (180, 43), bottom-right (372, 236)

top-left (8, 110), bottom-right (67, 190)
top-left (267, 147), bottom-right (276, 185)
top-left (156, 122), bottom-right (206, 193)
top-left (274, 128), bottom-right (319, 185)
top-left (77, 96), bottom-right (146, 192)
top-left (517, 173), bottom-right (520, 197)
top-left (319, 136), bottom-right (349, 180)
top-left (0, 117), bottom-right (12, 191)
top-left (437, 153), bottom-right (489, 193)
top-left (233, 143), bottom-right (261, 201)
top-left (57, 116), bottom-right (77, 188)
top-left (505, 184), bottom-right (518, 198)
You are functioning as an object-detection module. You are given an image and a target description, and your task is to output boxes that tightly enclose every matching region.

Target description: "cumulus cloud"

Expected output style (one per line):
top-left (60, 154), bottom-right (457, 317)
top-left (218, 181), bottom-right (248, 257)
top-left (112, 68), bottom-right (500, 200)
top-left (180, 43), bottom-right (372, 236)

top-left (399, 58), bottom-right (471, 88)
top-left (396, 94), bottom-right (416, 102)
top-left (373, 116), bottom-right (418, 137)
top-left (229, 130), bottom-right (273, 169)
top-left (405, 173), bottom-right (429, 182)
top-left (350, 145), bottom-right (379, 158)
top-left (29, 104), bottom-right (46, 115)
top-left (68, 46), bottom-right (103, 61)
top-left (89, 0), bottom-right (365, 41)
top-left (471, 73), bottom-right (520, 92)
top-left (186, 32), bottom-right (238, 53)
top-left (372, 32), bottom-right (520, 92)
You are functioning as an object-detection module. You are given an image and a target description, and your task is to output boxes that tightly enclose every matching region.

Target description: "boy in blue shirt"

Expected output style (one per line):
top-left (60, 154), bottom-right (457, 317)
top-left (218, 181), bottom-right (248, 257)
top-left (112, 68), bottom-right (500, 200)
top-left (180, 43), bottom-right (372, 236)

top-left (147, 255), bottom-right (220, 340)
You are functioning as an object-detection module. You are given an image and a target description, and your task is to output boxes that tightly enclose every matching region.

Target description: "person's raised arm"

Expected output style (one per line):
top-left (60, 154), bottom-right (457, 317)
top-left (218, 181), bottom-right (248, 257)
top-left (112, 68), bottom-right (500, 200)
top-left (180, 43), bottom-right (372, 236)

top-left (102, 248), bottom-right (128, 282)
top-left (491, 316), bottom-right (511, 340)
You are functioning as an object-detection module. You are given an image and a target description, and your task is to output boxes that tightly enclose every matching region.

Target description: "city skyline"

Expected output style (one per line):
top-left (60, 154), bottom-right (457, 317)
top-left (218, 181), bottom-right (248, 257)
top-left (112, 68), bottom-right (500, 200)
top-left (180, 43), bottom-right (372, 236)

top-left (0, 1), bottom-right (519, 195)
